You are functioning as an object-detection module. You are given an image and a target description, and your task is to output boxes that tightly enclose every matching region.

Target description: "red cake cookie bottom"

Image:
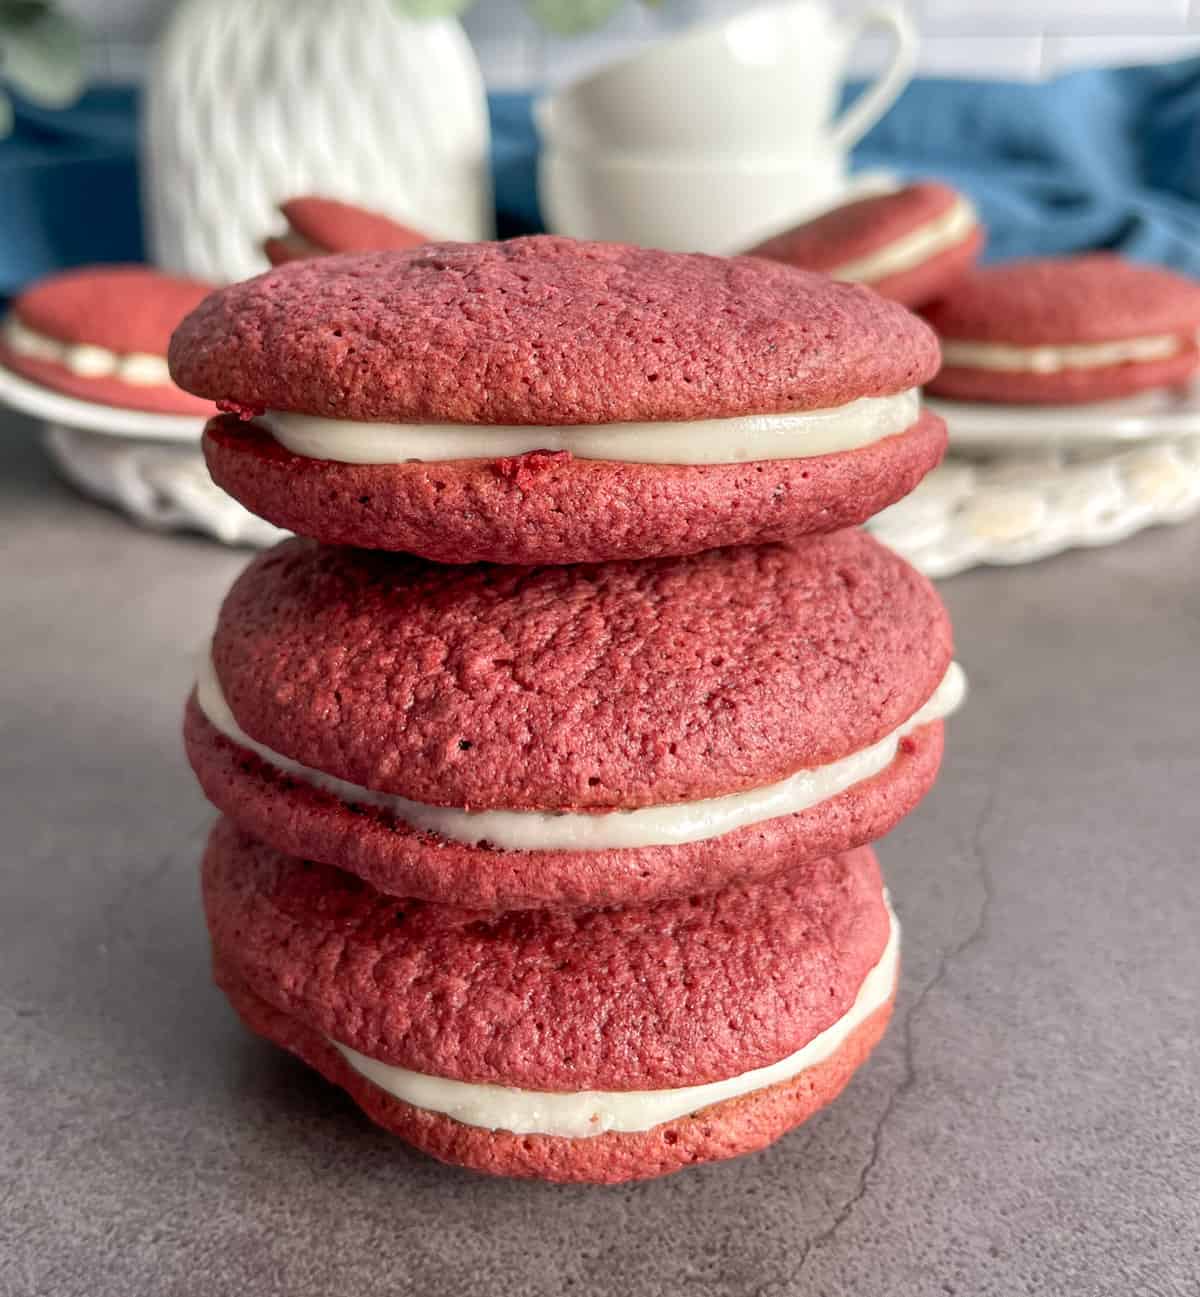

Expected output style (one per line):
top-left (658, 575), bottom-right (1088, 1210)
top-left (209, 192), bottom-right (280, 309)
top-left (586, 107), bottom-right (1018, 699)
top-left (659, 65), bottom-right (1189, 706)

top-left (927, 348), bottom-right (1200, 405)
top-left (217, 960), bottom-right (896, 1184)
top-left (184, 695), bottom-right (944, 910)
top-left (201, 411), bottom-right (947, 564)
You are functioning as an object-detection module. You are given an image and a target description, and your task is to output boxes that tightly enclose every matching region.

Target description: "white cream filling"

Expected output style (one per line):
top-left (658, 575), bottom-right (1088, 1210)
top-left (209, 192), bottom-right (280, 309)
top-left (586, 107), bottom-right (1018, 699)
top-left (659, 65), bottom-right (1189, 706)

top-left (941, 333), bottom-right (1187, 374)
top-left (194, 654), bottom-right (964, 853)
top-left (2, 315), bottom-right (172, 386)
top-left (831, 196), bottom-right (978, 284)
top-left (331, 894), bottom-right (899, 1137)
top-left (256, 388), bottom-right (921, 467)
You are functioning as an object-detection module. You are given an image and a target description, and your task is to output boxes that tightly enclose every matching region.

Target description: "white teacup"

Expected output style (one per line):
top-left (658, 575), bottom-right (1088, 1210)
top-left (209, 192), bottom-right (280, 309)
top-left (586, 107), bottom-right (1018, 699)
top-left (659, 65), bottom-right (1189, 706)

top-left (536, 1), bottom-right (917, 158)
top-left (539, 146), bottom-right (850, 254)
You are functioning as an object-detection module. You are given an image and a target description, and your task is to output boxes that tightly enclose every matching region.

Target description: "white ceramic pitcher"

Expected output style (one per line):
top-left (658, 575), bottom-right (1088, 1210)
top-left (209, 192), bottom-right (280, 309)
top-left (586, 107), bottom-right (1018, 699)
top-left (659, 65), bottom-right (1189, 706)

top-left (537, 0), bottom-right (918, 158)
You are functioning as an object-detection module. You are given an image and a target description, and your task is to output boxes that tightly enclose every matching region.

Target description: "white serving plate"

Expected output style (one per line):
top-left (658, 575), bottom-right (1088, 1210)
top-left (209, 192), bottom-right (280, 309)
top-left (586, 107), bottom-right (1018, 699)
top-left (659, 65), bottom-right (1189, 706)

top-left (0, 363), bottom-right (205, 443)
top-left (928, 378), bottom-right (1200, 454)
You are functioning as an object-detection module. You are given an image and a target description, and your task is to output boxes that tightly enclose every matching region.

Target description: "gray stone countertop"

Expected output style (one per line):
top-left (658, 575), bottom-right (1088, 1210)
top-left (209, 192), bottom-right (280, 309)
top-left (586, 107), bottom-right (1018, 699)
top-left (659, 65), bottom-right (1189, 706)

top-left (1, 412), bottom-right (1196, 1296)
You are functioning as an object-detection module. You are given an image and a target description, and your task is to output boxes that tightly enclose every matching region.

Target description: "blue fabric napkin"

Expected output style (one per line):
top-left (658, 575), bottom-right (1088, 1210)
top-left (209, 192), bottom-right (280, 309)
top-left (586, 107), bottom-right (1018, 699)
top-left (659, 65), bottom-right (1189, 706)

top-left (0, 89), bottom-right (143, 294)
top-left (851, 57), bottom-right (1200, 274)
top-left (3, 57), bottom-right (1199, 295)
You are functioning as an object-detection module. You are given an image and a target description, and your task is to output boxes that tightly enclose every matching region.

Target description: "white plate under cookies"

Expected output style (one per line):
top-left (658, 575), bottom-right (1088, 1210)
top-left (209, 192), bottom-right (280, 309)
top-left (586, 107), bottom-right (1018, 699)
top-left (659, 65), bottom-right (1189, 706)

top-left (927, 377), bottom-right (1200, 455)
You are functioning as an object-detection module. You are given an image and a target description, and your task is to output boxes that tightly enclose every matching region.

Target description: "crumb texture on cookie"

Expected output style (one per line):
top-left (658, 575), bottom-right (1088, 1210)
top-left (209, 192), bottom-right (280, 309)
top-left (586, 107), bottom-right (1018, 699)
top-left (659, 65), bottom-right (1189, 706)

top-left (203, 820), bottom-right (891, 1091)
top-left (169, 237), bottom-right (940, 424)
top-left (208, 531), bottom-right (953, 810)
top-left (324, 892), bottom-right (897, 1135)
top-left (193, 649), bottom-right (963, 850)
top-left (201, 407), bottom-right (947, 563)
top-left (185, 690), bottom-right (943, 909)
top-left (921, 255), bottom-right (1200, 345)
top-left (218, 957), bottom-right (895, 1182)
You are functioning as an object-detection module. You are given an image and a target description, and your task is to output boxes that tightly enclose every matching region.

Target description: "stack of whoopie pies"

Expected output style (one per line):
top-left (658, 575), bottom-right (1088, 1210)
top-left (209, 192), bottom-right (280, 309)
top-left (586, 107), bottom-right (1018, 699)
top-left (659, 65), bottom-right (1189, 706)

top-left (170, 236), bottom-right (965, 1183)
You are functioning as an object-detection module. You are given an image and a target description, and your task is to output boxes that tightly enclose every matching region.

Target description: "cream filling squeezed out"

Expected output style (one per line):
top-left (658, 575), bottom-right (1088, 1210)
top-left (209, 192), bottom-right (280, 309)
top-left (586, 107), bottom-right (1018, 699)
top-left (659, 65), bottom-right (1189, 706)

top-left (330, 895), bottom-right (899, 1137)
top-left (830, 197), bottom-right (978, 284)
top-left (940, 333), bottom-right (1188, 374)
top-left (257, 388), bottom-right (921, 466)
top-left (2, 315), bottom-right (172, 386)
top-left (194, 654), bottom-right (965, 852)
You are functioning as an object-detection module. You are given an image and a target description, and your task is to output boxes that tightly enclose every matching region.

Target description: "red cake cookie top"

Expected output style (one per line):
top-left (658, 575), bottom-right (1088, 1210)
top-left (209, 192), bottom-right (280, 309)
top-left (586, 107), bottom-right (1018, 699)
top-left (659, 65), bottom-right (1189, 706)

top-left (748, 182), bottom-right (969, 272)
top-left (210, 531), bottom-right (951, 811)
top-left (921, 254), bottom-right (1200, 344)
top-left (281, 196), bottom-right (429, 254)
top-left (203, 820), bottom-right (891, 1089)
top-left (169, 236), bottom-right (940, 424)
top-left (12, 264), bottom-right (213, 355)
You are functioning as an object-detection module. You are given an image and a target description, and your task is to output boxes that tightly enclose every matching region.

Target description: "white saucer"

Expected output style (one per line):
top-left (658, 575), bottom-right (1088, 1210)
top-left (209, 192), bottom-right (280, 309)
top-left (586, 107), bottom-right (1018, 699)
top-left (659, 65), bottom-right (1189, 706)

top-left (927, 378), bottom-right (1200, 454)
top-left (0, 362), bottom-right (205, 442)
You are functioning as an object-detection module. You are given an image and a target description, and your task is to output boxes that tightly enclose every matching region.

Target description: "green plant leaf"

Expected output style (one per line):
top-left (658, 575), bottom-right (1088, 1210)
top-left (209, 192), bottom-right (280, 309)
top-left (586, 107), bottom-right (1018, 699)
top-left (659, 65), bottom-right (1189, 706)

top-left (525, 0), bottom-right (626, 36)
top-left (0, 7), bottom-right (83, 107)
top-left (390, 0), bottom-right (474, 17)
top-left (0, 3), bottom-right (54, 25)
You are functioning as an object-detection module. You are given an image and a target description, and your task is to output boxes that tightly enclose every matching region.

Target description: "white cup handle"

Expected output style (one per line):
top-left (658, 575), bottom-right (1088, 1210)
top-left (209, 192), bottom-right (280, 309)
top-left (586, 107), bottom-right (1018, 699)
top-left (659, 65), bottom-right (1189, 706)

top-left (828, 5), bottom-right (918, 153)
top-left (532, 94), bottom-right (555, 143)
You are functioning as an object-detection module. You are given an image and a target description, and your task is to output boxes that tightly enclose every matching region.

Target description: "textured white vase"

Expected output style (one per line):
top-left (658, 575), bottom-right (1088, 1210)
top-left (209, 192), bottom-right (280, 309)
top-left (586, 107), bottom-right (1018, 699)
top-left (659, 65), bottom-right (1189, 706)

top-left (142, 0), bottom-right (492, 283)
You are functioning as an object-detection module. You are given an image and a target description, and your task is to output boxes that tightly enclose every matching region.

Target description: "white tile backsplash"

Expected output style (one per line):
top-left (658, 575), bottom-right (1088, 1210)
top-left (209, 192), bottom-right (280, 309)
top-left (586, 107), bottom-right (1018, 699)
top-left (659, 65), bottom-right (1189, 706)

top-left (1043, 32), bottom-right (1200, 70)
top-left (76, 0), bottom-right (1200, 88)
top-left (921, 0), bottom-right (1189, 30)
top-left (908, 34), bottom-right (1048, 79)
top-left (844, 30), bottom-right (1045, 79)
top-left (467, 0), bottom-right (1200, 86)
